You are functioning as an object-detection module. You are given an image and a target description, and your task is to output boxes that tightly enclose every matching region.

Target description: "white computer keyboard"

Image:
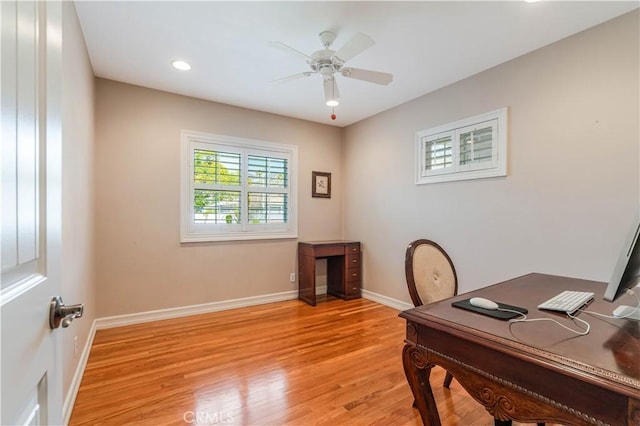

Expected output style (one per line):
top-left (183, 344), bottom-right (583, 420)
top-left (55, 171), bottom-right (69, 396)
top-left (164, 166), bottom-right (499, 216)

top-left (537, 290), bottom-right (594, 314)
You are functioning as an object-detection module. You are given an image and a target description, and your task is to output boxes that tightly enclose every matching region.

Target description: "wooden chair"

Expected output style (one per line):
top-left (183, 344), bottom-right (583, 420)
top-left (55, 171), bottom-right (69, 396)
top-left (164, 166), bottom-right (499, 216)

top-left (405, 239), bottom-right (458, 388)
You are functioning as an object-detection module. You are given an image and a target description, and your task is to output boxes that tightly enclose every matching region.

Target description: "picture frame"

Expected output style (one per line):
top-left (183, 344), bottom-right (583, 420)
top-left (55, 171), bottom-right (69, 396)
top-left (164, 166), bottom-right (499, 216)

top-left (312, 171), bottom-right (331, 198)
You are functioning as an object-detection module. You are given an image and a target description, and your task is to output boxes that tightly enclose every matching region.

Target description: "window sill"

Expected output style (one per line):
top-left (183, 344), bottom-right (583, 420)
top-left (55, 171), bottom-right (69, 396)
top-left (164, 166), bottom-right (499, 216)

top-left (180, 232), bottom-right (299, 243)
top-left (417, 167), bottom-right (507, 185)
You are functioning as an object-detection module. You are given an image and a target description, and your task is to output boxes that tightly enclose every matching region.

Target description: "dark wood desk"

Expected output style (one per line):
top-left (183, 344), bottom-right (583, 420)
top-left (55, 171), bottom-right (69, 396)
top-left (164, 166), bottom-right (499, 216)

top-left (400, 273), bottom-right (640, 426)
top-left (298, 240), bottom-right (361, 306)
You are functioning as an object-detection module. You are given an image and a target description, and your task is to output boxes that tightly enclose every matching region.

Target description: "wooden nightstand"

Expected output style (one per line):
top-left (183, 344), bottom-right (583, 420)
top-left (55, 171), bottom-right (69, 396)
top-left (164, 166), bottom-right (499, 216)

top-left (298, 241), bottom-right (361, 306)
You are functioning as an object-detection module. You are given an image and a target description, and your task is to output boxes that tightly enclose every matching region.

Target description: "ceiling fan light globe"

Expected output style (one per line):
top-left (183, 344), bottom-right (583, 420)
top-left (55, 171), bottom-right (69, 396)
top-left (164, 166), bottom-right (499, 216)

top-left (326, 100), bottom-right (339, 107)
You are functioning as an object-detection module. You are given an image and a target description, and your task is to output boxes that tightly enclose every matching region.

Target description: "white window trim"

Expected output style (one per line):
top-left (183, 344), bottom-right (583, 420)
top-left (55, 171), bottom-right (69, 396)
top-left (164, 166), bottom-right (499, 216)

top-left (180, 130), bottom-right (298, 242)
top-left (415, 107), bottom-right (508, 185)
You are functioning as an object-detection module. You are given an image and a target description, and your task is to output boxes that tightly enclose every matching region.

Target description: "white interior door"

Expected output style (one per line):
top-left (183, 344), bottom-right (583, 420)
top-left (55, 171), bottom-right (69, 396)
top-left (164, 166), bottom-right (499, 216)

top-left (1, 1), bottom-right (63, 424)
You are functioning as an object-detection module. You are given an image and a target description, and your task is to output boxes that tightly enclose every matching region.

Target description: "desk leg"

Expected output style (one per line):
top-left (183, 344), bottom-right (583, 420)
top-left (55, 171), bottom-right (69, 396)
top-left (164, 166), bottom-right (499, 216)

top-left (403, 344), bottom-right (441, 426)
top-left (298, 254), bottom-right (316, 306)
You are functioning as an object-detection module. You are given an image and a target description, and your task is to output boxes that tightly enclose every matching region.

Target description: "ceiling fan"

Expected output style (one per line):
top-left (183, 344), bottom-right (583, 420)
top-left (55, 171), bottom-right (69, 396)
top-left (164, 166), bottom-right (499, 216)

top-left (269, 31), bottom-right (393, 111)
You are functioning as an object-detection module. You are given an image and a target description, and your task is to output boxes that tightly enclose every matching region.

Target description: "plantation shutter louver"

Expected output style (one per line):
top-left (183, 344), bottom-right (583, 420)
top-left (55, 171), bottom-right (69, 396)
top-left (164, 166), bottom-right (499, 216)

top-left (458, 119), bottom-right (498, 171)
top-left (247, 155), bottom-right (288, 224)
top-left (193, 149), bottom-right (241, 224)
top-left (422, 131), bottom-right (453, 174)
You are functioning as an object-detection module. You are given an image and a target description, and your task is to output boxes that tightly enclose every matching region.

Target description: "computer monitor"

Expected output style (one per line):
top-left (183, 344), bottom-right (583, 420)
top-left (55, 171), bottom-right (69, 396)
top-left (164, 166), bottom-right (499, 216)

top-left (604, 216), bottom-right (640, 302)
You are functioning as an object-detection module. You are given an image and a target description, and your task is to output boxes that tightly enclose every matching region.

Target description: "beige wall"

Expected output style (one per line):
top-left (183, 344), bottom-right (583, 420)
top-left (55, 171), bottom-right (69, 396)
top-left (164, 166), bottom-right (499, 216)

top-left (61, 1), bottom-right (96, 405)
top-left (94, 80), bottom-right (343, 316)
top-left (343, 11), bottom-right (640, 302)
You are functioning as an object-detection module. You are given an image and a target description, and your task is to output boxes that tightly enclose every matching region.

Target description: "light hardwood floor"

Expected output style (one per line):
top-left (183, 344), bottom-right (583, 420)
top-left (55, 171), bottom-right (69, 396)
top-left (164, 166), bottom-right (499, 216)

top-left (70, 297), bottom-right (537, 425)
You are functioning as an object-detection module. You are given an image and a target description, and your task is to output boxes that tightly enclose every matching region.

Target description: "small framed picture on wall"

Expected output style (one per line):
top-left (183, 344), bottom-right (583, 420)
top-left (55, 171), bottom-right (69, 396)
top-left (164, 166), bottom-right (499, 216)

top-left (312, 171), bottom-right (331, 198)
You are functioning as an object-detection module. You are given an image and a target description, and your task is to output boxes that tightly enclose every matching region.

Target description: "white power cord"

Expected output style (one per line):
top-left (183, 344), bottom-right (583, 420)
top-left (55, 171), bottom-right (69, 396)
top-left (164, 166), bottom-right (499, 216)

top-left (497, 308), bottom-right (591, 336)
top-left (580, 287), bottom-right (640, 319)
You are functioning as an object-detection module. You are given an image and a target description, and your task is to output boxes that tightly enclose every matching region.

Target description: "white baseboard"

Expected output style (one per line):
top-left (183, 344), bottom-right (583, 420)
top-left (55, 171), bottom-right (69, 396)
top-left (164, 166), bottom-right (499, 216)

top-left (319, 287), bottom-right (411, 311)
top-left (62, 319), bottom-right (97, 425)
top-left (362, 289), bottom-right (413, 311)
top-left (91, 288), bottom-right (409, 330)
top-left (95, 290), bottom-right (298, 330)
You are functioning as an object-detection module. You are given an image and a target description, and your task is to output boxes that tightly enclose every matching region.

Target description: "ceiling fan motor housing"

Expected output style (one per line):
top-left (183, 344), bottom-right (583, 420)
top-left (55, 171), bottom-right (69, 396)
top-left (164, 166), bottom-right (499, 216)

top-left (310, 49), bottom-right (343, 76)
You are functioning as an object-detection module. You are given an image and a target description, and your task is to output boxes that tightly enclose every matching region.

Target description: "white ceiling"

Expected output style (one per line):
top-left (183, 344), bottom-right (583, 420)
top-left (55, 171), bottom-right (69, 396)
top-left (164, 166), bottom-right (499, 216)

top-left (75, 1), bottom-right (638, 127)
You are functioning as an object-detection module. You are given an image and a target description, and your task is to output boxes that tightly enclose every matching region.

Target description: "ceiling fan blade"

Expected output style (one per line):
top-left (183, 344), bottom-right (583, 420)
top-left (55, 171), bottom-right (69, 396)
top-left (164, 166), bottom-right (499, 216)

top-left (334, 32), bottom-right (374, 63)
top-left (269, 41), bottom-right (314, 62)
top-left (340, 67), bottom-right (393, 85)
top-left (323, 77), bottom-right (340, 104)
top-left (271, 72), bottom-right (314, 84)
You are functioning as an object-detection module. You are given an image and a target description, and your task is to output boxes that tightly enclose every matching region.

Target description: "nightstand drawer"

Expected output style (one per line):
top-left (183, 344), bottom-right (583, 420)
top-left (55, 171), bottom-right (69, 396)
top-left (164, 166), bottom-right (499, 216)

top-left (307, 244), bottom-right (345, 257)
top-left (347, 253), bottom-right (361, 267)
top-left (345, 243), bottom-right (360, 254)
top-left (347, 282), bottom-right (361, 296)
top-left (346, 267), bottom-right (360, 282)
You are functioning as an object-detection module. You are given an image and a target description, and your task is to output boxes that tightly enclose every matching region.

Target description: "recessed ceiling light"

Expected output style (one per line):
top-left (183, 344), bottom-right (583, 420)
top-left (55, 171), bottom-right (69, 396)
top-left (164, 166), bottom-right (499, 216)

top-left (171, 60), bottom-right (191, 71)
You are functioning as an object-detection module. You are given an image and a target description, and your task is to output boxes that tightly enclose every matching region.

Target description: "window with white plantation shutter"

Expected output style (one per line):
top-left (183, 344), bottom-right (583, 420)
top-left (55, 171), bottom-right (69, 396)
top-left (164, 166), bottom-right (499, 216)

top-left (421, 131), bottom-right (454, 175)
top-left (181, 131), bottom-right (297, 242)
top-left (193, 149), bottom-right (241, 225)
top-left (416, 108), bottom-right (507, 184)
top-left (458, 120), bottom-right (498, 171)
top-left (247, 154), bottom-right (288, 224)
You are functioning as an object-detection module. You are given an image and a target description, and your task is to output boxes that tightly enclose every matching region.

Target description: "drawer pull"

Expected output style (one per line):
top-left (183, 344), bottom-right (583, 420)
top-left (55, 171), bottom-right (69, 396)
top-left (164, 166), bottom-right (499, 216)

top-left (352, 259), bottom-right (358, 263)
top-left (352, 273), bottom-right (357, 277)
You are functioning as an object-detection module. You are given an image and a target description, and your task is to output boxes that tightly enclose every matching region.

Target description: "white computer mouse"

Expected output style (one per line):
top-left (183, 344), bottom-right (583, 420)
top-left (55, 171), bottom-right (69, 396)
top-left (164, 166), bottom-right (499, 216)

top-left (469, 297), bottom-right (500, 310)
